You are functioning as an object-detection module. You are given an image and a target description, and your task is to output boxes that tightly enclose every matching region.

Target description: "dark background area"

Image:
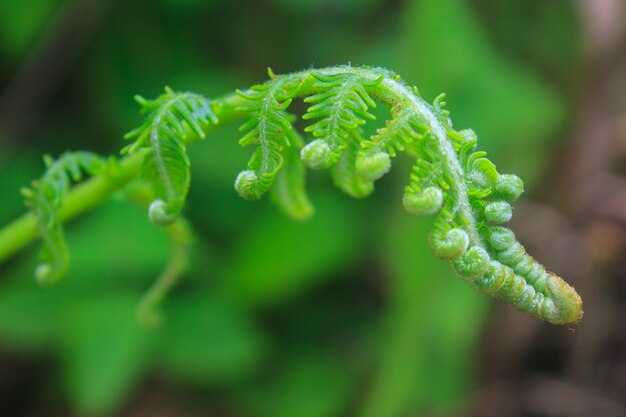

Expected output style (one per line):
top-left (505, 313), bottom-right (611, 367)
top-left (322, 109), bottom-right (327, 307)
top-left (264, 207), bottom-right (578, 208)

top-left (0, 0), bottom-right (625, 416)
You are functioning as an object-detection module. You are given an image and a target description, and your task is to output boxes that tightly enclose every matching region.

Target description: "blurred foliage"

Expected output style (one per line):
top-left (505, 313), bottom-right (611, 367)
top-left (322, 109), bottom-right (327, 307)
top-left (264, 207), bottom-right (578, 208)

top-left (0, 0), bottom-right (583, 416)
top-left (0, 0), bottom-right (62, 59)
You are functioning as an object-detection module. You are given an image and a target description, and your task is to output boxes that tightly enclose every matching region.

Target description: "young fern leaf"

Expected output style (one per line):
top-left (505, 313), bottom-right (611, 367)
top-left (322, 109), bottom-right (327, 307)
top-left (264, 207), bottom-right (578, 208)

top-left (444, 131), bottom-right (581, 323)
top-left (234, 72), bottom-right (300, 200)
top-left (124, 87), bottom-right (218, 226)
top-left (301, 72), bottom-right (381, 170)
top-left (356, 106), bottom-right (429, 183)
top-left (3, 65), bottom-right (583, 326)
top-left (331, 128), bottom-right (374, 198)
top-left (402, 134), bottom-right (445, 216)
top-left (269, 128), bottom-right (314, 220)
top-left (21, 152), bottom-right (107, 286)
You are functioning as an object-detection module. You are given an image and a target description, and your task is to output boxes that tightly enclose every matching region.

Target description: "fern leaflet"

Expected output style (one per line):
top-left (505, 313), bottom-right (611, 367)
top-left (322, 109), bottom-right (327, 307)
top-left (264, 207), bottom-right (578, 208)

top-left (234, 71), bottom-right (301, 200)
top-left (124, 87), bottom-right (218, 226)
top-left (21, 152), bottom-right (107, 285)
top-left (357, 105), bottom-right (429, 183)
top-left (301, 72), bottom-right (381, 170)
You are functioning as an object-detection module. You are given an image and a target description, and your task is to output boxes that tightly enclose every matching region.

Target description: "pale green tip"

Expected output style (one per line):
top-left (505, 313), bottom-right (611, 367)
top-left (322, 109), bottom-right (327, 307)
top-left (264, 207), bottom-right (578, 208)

top-left (301, 140), bottom-right (333, 170)
top-left (545, 274), bottom-right (584, 324)
top-left (148, 200), bottom-right (178, 226)
top-left (485, 201), bottom-right (512, 223)
top-left (339, 180), bottom-right (374, 199)
top-left (356, 151), bottom-right (391, 182)
top-left (403, 187), bottom-right (443, 216)
top-left (287, 204), bottom-right (314, 221)
top-left (35, 263), bottom-right (53, 286)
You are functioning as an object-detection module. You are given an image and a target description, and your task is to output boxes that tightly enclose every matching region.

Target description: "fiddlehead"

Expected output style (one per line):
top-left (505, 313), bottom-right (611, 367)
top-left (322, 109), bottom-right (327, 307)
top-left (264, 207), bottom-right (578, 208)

top-left (21, 152), bottom-right (108, 285)
top-left (356, 104), bottom-right (428, 183)
top-left (6, 65), bottom-right (583, 325)
top-left (123, 87), bottom-right (218, 226)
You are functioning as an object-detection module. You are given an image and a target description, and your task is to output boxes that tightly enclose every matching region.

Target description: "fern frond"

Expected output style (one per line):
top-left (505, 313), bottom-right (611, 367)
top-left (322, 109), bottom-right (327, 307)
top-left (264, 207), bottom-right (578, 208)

top-left (3, 65), bottom-right (583, 325)
top-left (301, 72), bottom-right (381, 170)
top-left (124, 87), bottom-right (217, 226)
top-left (22, 152), bottom-right (107, 285)
top-left (234, 74), bottom-right (300, 200)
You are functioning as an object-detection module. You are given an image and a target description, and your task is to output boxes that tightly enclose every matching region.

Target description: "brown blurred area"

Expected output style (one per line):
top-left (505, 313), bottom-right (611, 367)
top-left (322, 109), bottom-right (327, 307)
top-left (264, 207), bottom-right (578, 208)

top-left (472, 1), bottom-right (626, 416)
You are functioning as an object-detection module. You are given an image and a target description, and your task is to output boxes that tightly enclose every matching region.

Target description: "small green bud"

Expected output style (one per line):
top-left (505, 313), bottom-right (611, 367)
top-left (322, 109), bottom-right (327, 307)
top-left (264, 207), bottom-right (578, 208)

top-left (301, 140), bottom-right (333, 170)
top-left (234, 170), bottom-right (261, 200)
top-left (453, 246), bottom-right (490, 280)
top-left (495, 174), bottom-right (524, 201)
top-left (485, 201), bottom-right (512, 223)
top-left (35, 263), bottom-right (53, 286)
top-left (475, 260), bottom-right (508, 293)
top-left (429, 228), bottom-right (470, 260)
top-left (148, 199), bottom-right (178, 226)
top-left (356, 151), bottom-right (390, 182)
top-left (488, 226), bottom-right (516, 251)
top-left (403, 187), bottom-right (444, 216)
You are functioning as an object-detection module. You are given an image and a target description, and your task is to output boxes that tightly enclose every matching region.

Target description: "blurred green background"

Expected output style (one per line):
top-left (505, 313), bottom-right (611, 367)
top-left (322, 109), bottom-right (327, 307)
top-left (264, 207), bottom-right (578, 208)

top-left (1, 0), bottom-right (625, 416)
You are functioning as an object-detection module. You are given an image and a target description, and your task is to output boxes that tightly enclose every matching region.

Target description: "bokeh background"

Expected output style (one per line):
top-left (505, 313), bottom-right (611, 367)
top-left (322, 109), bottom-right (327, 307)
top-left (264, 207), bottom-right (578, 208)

top-left (0, 0), bottom-right (625, 416)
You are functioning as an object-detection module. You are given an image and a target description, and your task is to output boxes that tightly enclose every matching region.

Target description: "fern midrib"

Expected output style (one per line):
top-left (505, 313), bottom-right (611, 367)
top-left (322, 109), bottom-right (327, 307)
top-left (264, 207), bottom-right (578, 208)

top-left (385, 79), bottom-right (481, 245)
top-left (34, 164), bottom-right (64, 266)
top-left (150, 93), bottom-right (195, 203)
top-left (258, 81), bottom-right (283, 174)
top-left (40, 225), bottom-right (63, 273)
top-left (326, 77), bottom-right (357, 146)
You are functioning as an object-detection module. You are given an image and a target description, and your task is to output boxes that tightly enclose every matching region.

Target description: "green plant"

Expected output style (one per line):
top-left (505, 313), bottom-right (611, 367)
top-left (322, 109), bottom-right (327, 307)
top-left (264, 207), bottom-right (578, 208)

top-left (0, 66), bottom-right (583, 325)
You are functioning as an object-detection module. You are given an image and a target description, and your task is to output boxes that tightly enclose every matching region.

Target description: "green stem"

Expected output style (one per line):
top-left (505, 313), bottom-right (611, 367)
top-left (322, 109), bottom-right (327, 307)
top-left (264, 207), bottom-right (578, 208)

top-left (0, 151), bottom-right (147, 262)
top-left (0, 67), bottom-right (471, 264)
top-left (124, 184), bottom-right (194, 327)
top-left (0, 90), bottom-right (247, 264)
top-left (136, 219), bottom-right (193, 327)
